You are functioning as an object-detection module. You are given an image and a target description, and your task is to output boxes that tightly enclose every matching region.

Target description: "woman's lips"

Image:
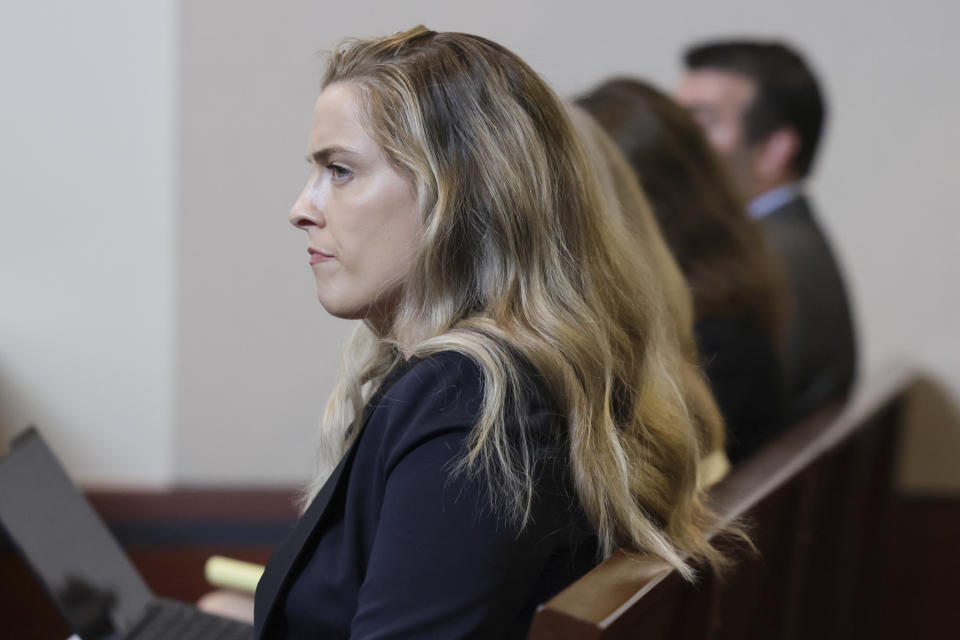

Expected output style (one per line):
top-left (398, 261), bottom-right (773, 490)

top-left (308, 247), bottom-right (335, 264)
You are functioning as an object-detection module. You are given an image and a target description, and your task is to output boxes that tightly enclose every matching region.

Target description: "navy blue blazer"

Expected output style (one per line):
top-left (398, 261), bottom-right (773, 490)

top-left (695, 316), bottom-right (786, 463)
top-left (254, 351), bottom-right (598, 639)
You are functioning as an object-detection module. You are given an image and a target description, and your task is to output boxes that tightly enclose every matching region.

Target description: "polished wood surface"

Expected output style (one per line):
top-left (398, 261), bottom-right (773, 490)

top-left (528, 370), bottom-right (919, 639)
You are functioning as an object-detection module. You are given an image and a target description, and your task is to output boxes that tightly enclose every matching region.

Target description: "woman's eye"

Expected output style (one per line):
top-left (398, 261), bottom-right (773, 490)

top-left (328, 163), bottom-right (352, 181)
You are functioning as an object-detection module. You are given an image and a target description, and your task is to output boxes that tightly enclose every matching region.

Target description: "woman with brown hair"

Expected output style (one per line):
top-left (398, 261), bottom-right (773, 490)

top-left (254, 29), bottom-right (726, 639)
top-left (578, 78), bottom-right (789, 463)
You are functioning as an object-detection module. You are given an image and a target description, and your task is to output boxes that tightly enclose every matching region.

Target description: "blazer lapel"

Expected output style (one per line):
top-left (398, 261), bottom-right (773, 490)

top-left (253, 436), bottom-right (360, 638)
top-left (253, 358), bottom-right (414, 639)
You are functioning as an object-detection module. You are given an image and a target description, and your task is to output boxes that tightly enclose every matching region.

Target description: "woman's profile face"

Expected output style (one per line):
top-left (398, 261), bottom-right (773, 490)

top-left (289, 82), bottom-right (420, 327)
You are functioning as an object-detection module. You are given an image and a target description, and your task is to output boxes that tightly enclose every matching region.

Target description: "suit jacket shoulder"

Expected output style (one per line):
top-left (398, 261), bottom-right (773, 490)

top-left (760, 196), bottom-right (857, 420)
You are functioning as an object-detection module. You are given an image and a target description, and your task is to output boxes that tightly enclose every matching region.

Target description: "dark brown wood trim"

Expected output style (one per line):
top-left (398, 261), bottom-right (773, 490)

top-left (86, 487), bottom-right (302, 521)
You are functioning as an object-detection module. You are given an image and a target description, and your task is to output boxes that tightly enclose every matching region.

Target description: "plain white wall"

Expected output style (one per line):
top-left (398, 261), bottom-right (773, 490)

top-left (175, 1), bottom-right (353, 484)
top-left (0, 1), bottom-right (178, 484)
top-left (3, 1), bottom-right (958, 486)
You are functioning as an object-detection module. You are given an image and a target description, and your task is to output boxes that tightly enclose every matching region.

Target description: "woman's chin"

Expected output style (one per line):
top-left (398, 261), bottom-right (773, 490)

top-left (316, 299), bottom-right (361, 321)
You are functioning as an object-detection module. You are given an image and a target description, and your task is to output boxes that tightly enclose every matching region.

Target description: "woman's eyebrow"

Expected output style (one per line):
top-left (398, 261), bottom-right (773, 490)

top-left (309, 145), bottom-right (360, 165)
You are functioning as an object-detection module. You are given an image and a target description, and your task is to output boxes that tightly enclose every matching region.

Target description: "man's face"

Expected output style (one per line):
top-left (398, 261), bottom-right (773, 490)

top-left (674, 69), bottom-right (759, 196)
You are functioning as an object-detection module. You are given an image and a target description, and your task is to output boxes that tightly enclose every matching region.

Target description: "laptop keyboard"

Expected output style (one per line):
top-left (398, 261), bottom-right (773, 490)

top-left (121, 600), bottom-right (252, 640)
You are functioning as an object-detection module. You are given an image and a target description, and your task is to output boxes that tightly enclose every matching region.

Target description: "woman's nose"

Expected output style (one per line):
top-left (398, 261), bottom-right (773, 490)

top-left (289, 187), bottom-right (325, 229)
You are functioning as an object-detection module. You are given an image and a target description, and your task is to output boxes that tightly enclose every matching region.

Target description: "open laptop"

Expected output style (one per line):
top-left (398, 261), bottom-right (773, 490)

top-left (0, 427), bottom-right (253, 640)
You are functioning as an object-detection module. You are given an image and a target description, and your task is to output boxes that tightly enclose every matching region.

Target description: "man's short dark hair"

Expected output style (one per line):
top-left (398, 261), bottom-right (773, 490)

top-left (684, 40), bottom-right (826, 178)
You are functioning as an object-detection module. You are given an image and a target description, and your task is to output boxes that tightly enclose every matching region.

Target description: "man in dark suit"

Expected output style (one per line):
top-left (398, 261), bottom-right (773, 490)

top-left (675, 40), bottom-right (856, 422)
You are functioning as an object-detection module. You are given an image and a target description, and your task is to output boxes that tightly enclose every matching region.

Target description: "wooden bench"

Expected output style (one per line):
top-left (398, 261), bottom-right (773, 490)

top-left (529, 369), bottom-right (916, 640)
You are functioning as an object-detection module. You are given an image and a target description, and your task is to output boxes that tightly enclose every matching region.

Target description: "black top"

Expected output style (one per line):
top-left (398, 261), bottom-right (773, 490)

top-left (759, 196), bottom-right (857, 422)
top-left (254, 351), bottom-right (598, 639)
top-left (695, 316), bottom-right (786, 463)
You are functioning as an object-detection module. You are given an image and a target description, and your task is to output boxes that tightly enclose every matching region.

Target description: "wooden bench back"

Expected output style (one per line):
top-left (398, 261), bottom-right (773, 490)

top-left (529, 371), bottom-right (913, 639)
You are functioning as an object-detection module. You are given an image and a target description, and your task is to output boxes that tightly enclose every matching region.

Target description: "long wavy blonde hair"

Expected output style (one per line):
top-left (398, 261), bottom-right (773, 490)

top-left (305, 26), bottom-right (721, 577)
top-left (566, 105), bottom-right (728, 485)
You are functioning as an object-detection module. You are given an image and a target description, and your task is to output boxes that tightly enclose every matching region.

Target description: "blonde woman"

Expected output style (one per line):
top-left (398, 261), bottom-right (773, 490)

top-left (255, 27), bottom-right (722, 639)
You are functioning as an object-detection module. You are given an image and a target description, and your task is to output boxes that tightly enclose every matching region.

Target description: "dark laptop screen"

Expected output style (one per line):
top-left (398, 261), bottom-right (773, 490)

top-left (0, 428), bottom-right (153, 639)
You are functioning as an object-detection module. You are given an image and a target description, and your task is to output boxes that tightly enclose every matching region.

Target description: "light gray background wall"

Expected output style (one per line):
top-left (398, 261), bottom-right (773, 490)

top-left (0, 1), bottom-right (178, 485)
top-left (3, 1), bottom-right (958, 488)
